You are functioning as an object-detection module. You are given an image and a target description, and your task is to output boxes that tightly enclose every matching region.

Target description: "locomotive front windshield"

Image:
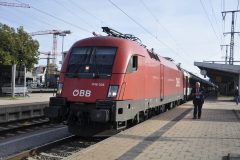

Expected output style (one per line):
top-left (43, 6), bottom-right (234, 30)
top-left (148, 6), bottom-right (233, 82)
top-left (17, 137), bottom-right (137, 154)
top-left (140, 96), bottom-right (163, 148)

top-left (66, 46), bottom-right (117, 77)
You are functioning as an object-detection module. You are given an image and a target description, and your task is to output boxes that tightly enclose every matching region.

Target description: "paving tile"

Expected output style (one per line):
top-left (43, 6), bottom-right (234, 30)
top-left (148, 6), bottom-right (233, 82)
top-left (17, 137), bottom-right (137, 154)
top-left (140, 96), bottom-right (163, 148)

top-left (69, 93), bottom-right (240, 160)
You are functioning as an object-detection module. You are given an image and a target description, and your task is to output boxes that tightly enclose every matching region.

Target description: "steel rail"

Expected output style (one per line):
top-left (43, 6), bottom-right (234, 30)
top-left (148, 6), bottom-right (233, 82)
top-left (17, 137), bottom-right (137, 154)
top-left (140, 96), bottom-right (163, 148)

top-left (0, 116), bottom-right (46, 125)
top-left (4, 135), bottom-right (76, 160)
top-left (0, 117), bottom-right (49, 135)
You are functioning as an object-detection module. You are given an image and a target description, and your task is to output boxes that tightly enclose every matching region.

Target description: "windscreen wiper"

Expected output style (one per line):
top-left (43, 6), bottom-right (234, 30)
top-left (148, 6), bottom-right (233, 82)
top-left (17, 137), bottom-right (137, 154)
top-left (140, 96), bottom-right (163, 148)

top-left (92, 48), bottom-right (100, 78)
top-left (73, 48), bottom-right (90, 77)
top-left (66, 60), bottom-right (80, 71)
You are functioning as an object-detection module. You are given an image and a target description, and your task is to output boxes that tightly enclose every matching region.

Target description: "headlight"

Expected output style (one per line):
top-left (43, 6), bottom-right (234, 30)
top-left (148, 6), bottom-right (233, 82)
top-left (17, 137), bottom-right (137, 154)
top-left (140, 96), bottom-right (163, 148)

top-left (107, 85), bottom-right (119, 98)
top-left (57, 83), bottom-right (63, 95)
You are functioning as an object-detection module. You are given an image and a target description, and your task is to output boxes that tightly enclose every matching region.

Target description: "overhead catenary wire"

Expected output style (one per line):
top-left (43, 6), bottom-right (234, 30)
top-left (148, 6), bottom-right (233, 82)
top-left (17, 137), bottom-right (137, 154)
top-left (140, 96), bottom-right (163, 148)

top-left (208, 0), bottom-right (222, 41)
top-left (0, 17), bottom-right (53, 49)
top-left (2, 2), bottom-right (82, 57)
top-left (140, 0), bottom-right (195, 62)
top-left (54, 0), bottom-right (100, 32)
top-left (68, 0), bottom-right (109, 27)
top-left (16, 0), bottom-right (92, 34)
top-left (203, 50), bottom-right (222, 60)
top-left (8, 7), bottom-right (82, 40)
top-left (1, 0), bottom-right (87, 64)
top-left (12, 7), bottom-right (60, 30)
top-left (0, 16), bottom-right (39, 31)
top-left (199, 0), bottom-right (221, 44)
top-left (108, 0), bottom-right (194, 68)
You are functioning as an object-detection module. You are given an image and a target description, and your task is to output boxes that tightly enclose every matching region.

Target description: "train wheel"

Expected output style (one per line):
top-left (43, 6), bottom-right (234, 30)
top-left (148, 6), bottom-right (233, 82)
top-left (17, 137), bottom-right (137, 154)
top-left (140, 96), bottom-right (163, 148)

top-left (133, 113), bottom-right (139, 125)
top-left (159, 105), bottom-right (162, 114)
top-left (145, 110), bottom-right (150, 120)
top-left (177, 100), bottom-right (180, 106)
top-left (161, 105), bottom-right (165, 112)
top-left (174, 101), bottom-right (177, 107)
top-left (146, 109), bottom-right (152, 119)
top-left (155, 106), bottom-right (160, 115)
top-left (158, 106), bottom-right (161, 114)
top-left (139, 112), bottom-right (145, 122)
top-left (165, 104), bottom-right (169, 112)
top-left (154, 107), bottom-right (157, 115)
top-left (173, 101), bottom-right (176, 108)
top-left (127, 120), bottom-right (134, 128)
top-left (151, 108), bottom-right (155, 117)
top-left (169, 102), bottom-right (173, 110)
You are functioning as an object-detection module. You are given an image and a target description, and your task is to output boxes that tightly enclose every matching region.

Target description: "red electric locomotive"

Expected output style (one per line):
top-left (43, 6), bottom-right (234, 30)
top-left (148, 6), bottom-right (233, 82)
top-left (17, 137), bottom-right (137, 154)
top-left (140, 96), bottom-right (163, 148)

top-left (44, 27), bottom-right (184, 137)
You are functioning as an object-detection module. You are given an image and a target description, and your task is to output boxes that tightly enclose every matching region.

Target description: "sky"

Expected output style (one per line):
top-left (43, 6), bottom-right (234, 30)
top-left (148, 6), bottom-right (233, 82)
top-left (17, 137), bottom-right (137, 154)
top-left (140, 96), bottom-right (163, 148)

top-left (0, 0), bottom-right (239, 79)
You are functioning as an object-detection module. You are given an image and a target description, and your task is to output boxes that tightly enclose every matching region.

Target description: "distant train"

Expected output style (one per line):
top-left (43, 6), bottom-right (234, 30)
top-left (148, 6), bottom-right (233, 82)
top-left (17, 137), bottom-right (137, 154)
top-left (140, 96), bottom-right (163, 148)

top-left (182, 70), bottom-right (213, 101)
top-left (44, 27), bottom-right (214, 137)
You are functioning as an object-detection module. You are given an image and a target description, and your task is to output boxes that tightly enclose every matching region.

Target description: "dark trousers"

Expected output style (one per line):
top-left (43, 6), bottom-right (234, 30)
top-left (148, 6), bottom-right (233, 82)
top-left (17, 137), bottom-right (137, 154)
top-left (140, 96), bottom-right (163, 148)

top-left (193, 98), bottom-right (202, 118)
top-left (236, 96), bottom-right (239, 105)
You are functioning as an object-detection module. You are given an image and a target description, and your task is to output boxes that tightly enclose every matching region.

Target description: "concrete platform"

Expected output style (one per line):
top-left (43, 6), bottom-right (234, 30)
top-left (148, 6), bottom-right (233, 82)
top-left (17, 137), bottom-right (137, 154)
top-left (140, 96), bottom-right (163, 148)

top-left (28, 88), bottom-right (55, 93)
top-left (66, 93), bottom-right (240, 160)
top-left (0, 93), bottom-right (53, 122)
top-left (0, 93), bottom-right (53, 107)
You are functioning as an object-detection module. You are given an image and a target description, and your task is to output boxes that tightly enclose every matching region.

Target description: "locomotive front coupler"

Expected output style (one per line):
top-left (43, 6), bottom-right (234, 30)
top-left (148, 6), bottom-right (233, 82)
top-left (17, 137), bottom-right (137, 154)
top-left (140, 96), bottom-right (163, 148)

top-left (90, 100), bottom-right (117, 123)
top-left (76, 111), bottom-right (85, 126)
top-left (91, 109), bottom-right (110, 122)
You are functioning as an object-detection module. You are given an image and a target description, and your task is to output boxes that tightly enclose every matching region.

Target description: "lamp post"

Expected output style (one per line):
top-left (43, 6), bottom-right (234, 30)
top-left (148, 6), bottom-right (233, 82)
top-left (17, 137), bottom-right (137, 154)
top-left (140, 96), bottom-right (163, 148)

top-left (59, 33), bottom-right (67, 67)
top-left (59, 31), bottom-right (72, 66)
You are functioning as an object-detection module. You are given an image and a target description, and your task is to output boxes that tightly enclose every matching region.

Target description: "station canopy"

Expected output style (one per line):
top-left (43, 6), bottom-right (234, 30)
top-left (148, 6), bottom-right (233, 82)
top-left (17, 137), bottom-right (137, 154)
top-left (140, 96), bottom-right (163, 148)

top-left (194, 62), bottom-right (240, 84)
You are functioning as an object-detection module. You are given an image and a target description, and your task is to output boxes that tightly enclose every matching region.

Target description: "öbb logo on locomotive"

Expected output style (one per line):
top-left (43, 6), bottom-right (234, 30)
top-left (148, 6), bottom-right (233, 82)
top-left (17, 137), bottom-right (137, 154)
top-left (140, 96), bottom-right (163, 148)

top-left (73, 89), bottom-right (91, 97)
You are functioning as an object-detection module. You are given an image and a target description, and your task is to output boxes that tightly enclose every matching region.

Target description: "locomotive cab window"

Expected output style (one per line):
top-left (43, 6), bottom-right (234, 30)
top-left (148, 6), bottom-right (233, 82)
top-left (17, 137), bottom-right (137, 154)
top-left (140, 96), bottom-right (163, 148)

top-left (126, 55), bottom-right (138, 73)
top-left (66, 46), bottom-right (118, 78)
top-left (132, 56), bottom-right (138, 71)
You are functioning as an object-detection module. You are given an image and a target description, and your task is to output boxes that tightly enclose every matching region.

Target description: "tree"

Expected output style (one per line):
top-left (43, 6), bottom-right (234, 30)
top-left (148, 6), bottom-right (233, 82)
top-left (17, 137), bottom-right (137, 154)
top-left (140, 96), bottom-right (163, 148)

top-left (49, 63), bottom-right (60, 75)
top-left (0, 23), bottom-right (39, 71)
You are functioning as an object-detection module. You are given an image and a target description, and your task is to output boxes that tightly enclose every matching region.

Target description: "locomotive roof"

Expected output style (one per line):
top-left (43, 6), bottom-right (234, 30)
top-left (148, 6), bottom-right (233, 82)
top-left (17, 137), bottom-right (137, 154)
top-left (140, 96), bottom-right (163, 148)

top-left (67, 36), bottom-right (181, 72)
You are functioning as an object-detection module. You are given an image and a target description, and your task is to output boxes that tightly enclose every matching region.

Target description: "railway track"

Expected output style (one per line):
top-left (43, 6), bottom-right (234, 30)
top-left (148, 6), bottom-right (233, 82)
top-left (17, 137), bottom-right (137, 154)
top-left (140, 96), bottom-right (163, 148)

top-left (5, 135), bottom-right (104, 160)
top-left (0, 117), bottom-right (50, 139)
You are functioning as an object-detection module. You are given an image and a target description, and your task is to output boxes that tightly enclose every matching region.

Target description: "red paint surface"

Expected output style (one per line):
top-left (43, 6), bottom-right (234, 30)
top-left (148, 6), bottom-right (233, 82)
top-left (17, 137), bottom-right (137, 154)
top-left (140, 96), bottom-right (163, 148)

top-left (58, 36), bottom-right (184, 102)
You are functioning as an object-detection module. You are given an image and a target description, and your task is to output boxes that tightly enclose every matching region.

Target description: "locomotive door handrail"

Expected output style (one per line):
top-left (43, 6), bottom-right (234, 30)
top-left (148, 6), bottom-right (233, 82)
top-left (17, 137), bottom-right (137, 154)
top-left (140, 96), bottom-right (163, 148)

top-left (160, 64), bottom-right (164, 101)
top-left (120, 82), bottom-right (127, 100)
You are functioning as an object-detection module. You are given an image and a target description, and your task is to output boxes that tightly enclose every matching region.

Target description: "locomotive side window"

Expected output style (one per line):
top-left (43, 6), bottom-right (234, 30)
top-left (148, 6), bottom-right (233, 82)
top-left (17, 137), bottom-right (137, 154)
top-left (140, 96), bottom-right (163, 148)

top-left (126, 55), bottom-right (138, 73)
top-left (132, 56), bottom-right (138, 71)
